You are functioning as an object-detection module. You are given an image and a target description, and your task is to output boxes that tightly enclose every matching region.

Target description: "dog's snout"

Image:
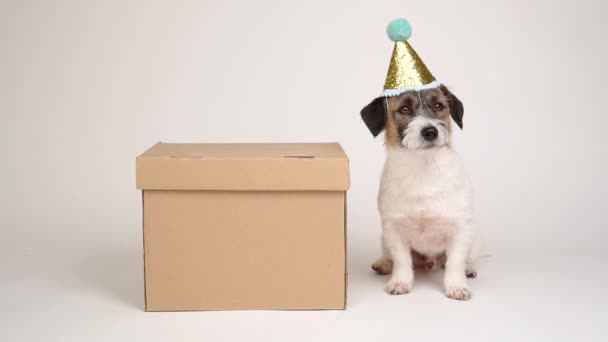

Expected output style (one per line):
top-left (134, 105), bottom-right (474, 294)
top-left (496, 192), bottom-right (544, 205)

top-left (421, 126), bottom-right (438, 142)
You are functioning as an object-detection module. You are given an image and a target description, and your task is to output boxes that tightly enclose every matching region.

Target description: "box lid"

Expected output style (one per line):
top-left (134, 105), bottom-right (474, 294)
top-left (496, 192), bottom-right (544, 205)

top-left (136, 142), bottom-right (350, 191)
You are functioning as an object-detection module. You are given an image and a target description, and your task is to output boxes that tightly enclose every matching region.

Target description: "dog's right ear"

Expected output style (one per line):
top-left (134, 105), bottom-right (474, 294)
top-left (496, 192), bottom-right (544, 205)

top-left (360, 97), bottom-right (386, 137)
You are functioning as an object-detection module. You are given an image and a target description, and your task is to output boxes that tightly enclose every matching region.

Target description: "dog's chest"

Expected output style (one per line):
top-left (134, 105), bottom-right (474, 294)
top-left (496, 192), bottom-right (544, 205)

top-left (379, 149), bottom-right (466, 212)
top-left (378, 148), bottom-right (471, 252)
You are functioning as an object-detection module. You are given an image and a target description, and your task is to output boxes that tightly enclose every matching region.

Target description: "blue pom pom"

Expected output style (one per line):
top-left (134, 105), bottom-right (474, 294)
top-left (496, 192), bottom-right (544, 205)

top-left (387, 18), bottom-right (412, 42)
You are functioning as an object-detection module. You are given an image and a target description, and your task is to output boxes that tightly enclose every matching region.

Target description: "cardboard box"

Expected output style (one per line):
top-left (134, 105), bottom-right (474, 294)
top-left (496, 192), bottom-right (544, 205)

top-left (136, 142), bottom-right (349, 311)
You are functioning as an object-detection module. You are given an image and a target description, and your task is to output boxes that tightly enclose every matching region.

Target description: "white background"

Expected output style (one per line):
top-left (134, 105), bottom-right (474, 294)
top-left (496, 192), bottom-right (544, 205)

top-left (2, 0), bottom-right (607, 341)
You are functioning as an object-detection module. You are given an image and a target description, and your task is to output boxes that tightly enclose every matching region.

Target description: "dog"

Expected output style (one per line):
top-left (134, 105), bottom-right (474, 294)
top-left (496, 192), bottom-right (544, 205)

top-left (361, 85), bottom-right (483, 300)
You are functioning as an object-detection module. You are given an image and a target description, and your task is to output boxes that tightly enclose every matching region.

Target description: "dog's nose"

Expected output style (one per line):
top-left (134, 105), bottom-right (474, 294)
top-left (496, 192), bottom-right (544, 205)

top-left (421, 126), bottom-right (438, 142)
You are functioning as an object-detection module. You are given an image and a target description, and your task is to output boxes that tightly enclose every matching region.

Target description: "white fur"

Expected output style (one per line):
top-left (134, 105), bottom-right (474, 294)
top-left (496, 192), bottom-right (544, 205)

top-left (377, 136), bottom-right (481, 300)
top-left (402, 115), bottom-right (449, 151)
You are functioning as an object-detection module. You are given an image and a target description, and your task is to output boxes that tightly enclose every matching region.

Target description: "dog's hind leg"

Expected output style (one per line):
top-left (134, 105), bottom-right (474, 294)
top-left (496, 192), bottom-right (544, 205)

top-left (371, 257), bottom-right (393, 275)
top-left (372, 250), bottom-right (431, 274)
top-left (372, 236), bottom-right (393, 275)
top-left (465, 260), bottom-right (477, 278)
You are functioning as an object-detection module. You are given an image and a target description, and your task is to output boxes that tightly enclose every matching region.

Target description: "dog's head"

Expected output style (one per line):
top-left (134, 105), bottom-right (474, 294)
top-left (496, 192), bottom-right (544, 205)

top-left (360, 86), bottom-right (463, 150)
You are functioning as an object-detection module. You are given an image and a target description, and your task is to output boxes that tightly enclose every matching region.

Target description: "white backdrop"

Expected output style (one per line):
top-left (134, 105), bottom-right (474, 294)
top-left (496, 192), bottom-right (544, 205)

top-left (2, 1), bottom-right (607, 341)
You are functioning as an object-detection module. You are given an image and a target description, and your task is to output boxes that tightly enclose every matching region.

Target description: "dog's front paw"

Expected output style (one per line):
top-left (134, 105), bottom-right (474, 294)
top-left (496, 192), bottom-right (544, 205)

top-left (372, 258), bottom-right (393, 275)
top-left (385, 280), bottom-right (413, 295)
top-left (445, 285), bottom-right (472, 301)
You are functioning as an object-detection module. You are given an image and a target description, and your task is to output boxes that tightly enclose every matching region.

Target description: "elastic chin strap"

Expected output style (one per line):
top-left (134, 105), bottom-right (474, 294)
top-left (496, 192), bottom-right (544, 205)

top-left (384, 96), bottom-right (389, 115)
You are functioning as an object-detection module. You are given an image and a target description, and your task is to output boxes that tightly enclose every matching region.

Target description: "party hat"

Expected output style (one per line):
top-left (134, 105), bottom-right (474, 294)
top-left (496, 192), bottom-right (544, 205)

top-left (383, 19), bottom-right (440, 97)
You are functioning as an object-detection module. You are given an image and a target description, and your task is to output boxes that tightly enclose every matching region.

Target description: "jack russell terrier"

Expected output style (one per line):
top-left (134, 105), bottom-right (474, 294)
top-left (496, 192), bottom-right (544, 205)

top-left (361, 86), bottom-right (484, 300)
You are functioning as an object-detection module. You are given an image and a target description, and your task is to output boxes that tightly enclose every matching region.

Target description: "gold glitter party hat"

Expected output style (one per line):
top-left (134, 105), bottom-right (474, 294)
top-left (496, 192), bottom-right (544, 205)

top-left (383, 19), bottom-right (440, 97)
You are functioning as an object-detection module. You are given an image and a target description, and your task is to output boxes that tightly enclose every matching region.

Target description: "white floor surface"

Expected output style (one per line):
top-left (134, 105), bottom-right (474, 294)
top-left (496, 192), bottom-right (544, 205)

top-left (2, 234), bottom-right (606, 342)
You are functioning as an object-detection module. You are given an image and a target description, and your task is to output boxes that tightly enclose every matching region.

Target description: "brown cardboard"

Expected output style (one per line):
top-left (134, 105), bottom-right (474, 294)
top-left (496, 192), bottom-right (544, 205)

top-left (137, 142), bottom-right (349, 191)
top-left (136, 142), bottom-right (349, 311)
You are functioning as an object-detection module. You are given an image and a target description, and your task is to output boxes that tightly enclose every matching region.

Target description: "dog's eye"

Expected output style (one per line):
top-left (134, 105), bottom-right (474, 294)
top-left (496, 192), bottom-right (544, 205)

top-left (398, 106), bottom-right (411, 115)
top-left (433, 103), bottom-right (444, 112)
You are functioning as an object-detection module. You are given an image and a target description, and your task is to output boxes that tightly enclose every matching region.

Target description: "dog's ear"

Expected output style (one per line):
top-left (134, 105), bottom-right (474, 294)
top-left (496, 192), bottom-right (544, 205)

top-left (443, 87), bottom-right (464, 129)
top-left (360, 97), bottom-right (386, 137)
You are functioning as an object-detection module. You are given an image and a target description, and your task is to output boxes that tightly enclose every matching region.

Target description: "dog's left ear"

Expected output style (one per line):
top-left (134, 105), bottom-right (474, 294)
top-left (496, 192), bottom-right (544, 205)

top-left (442, 87), bottom-right (464, 129)
top-left (360, 97), bottom-right (386, 137)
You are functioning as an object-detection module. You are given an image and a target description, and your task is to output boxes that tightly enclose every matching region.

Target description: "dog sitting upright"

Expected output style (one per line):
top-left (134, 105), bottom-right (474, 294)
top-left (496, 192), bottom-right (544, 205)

top-left (361, 18), bottom-right (483, 301)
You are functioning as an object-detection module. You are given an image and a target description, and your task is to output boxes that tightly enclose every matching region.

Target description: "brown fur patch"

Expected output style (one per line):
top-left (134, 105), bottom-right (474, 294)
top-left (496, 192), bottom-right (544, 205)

top-left (383, 97), bottom-right (402, 148)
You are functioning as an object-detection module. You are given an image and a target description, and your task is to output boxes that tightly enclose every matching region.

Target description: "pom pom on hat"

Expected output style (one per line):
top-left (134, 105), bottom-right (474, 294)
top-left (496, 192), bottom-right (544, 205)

top-left (386, 18), bottom-right (412, 42)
